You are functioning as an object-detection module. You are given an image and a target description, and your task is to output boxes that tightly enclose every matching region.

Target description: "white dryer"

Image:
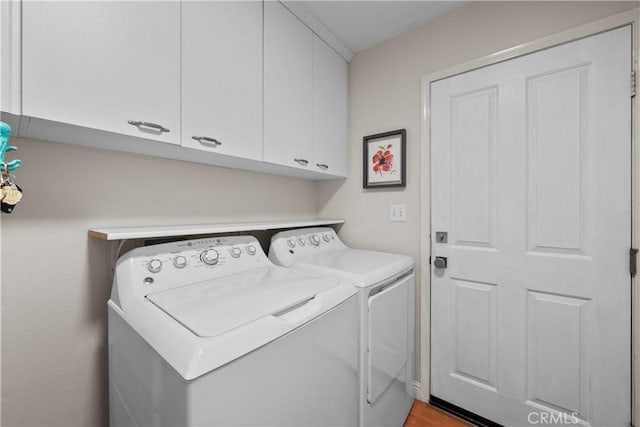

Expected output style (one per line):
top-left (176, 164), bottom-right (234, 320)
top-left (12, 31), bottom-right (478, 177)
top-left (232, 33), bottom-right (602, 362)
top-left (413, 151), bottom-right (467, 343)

top-left (269, 227), bottom-right (415, 427)
top-left (108, 235), bottom-right (359, 426)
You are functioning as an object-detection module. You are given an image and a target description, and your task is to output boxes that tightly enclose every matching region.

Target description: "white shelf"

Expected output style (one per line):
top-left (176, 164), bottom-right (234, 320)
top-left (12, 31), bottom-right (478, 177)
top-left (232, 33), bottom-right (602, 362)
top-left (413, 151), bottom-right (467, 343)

top-left (88, 218), bottom-right (344, 241)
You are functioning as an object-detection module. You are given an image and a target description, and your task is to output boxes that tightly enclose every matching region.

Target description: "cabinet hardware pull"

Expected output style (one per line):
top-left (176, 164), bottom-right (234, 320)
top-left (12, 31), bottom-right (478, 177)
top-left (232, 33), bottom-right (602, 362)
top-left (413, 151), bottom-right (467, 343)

top-left (192, 136), bottom-right (222, 147)
top-left (127, 120), bottom-right (170, 133)
top-left (316, 163), bottom-right (329, 170)
top-left (294, 158), bottom-right (309, 166)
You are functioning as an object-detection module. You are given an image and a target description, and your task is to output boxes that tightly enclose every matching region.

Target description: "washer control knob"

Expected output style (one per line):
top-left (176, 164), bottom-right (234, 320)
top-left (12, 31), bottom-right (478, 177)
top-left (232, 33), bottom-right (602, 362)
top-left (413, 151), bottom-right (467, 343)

top-left (147, 259), bottom-right (163, 273)
top-left (246, 245), bottom-right (257, 256)
top-left (200, 249), bottom-right (220, 265)
top-left (309, 234), bottom-right (320, 246)
top-left (173, 255), bottom-right (187, 269)
top-left (323, 233), bottom-right (331, 242)
top-left (287, 239), bottom-right (296, 248)
top-left (297, 237), bottom-right (306, 246)
top-left (230, 247), bottom-right (242, 258)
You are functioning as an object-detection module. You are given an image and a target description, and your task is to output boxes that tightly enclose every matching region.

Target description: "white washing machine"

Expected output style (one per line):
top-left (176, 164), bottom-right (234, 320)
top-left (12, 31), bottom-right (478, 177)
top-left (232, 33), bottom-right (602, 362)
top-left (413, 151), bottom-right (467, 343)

top-left (108, 235), bottom-right (359, 426)
top-left (269, 227), bottom-right (415, 427)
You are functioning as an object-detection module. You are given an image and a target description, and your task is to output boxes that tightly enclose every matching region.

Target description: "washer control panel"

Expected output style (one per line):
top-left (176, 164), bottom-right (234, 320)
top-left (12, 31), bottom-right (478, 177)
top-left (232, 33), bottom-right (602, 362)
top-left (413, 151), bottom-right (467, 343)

top-left (269, 227), bottom-right (346, 267)
top-left (139, 238), bottom-right (262, 274)
top-left (114, 236), bottom-right (269, 303)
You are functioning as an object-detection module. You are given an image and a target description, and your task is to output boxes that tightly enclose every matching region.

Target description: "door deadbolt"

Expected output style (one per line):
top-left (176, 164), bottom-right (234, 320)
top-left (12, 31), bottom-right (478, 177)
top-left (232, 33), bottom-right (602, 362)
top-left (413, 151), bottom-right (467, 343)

top-left (434, 256), bottom-right (447, 269)
top-left (435, 231), bottom-right (448, 243)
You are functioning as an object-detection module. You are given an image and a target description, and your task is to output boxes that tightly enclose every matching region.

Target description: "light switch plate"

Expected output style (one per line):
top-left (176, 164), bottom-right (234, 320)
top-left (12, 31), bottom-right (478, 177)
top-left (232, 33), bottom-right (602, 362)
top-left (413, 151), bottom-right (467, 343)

top-left (389, 204), bottom-right (407, 222)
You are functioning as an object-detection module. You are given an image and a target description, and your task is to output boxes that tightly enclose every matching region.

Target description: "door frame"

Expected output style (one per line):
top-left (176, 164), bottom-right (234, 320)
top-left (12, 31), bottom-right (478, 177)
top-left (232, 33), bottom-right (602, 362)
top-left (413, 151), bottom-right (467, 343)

top-left (419, 7), bottom-right (640, 423)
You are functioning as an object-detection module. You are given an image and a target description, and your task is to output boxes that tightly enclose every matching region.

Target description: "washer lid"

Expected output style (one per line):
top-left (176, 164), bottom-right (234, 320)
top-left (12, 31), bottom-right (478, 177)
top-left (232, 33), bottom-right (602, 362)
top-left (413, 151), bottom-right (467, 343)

top-left (146, 266), bottom-right (338, 337)
top-left (294, 249), bottom-right (414, 288)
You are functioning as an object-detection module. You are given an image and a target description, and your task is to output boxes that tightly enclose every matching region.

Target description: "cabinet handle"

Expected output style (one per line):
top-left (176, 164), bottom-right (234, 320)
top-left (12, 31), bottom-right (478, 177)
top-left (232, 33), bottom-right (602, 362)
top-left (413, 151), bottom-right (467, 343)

top-left (316, 163), bottom-right (329, 170)
top-left (294, 158), bottom-right (309, 166)
top-left (192, 136), bottom-right (222, 147)
top-left (127, 120), bottom-right (170, 133)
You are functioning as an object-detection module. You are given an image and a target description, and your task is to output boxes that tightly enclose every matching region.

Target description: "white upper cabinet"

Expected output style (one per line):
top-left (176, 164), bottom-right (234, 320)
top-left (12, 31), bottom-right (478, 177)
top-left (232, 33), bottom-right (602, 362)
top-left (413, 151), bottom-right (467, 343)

top-left (22, 1), bottom-right (181, 145)
top-left (181, 1), bottom-right (262, 160)
top-left (263, 1), bottom-right (313, 170)
top-left (1, 0), bottom-right (21, 116)
top-left (313, 35), bottom-right (348, 177)
top-left (16, 1), bottom-right (348, 180)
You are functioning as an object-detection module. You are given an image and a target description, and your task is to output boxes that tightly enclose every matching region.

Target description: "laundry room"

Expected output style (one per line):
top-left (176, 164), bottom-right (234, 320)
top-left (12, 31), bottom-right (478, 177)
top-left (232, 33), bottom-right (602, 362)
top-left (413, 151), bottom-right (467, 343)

top-left (1, 1), bottom-right (638, 426)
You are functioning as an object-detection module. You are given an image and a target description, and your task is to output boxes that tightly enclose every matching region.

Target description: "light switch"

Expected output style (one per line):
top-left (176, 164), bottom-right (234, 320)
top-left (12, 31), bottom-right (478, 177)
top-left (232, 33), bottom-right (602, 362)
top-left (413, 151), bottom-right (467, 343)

top-left (389, 204), bottom-right (407, 222)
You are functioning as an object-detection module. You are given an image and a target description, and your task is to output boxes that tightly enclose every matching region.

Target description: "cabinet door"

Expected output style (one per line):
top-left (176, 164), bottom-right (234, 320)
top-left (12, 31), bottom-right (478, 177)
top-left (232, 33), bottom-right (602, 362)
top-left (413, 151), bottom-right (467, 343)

top-left (182, 1), bottom-right (262, 160)
top-left (22, 1), bottom-right (180, 145)
top-left (1, 0), bottom-right (21, 115)
top-left (263, 1), bottom-right (313, 170)
top-left (313, 35), bottom-right (348, 177)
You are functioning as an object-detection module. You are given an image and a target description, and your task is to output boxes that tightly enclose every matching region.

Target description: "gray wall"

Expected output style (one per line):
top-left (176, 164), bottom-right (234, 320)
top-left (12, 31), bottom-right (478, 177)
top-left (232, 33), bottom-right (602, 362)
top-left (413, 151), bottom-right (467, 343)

top-left (316, 0), bottom-right (638, 396)
top-left (3, 2), bottom-right (639, 426)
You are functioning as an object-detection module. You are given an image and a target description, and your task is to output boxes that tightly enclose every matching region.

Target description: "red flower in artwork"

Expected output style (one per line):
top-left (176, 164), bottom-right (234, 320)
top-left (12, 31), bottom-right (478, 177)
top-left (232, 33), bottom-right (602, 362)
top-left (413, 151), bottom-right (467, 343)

top-left (372, 144), bottom-right (394, 174)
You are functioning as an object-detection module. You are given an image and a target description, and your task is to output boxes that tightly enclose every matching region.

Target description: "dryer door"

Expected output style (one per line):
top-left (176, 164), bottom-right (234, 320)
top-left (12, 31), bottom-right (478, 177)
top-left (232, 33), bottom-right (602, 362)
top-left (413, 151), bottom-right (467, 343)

top-left (367, 274), bottom-right (411, 404)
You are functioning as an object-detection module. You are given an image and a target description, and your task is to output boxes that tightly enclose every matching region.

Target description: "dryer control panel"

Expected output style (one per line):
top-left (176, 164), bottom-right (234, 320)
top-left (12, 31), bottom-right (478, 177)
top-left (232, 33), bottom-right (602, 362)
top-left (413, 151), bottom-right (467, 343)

top-left (112, 236), bottom-right (271, 309)
top-left (269, 227), bottom-right (346, 267)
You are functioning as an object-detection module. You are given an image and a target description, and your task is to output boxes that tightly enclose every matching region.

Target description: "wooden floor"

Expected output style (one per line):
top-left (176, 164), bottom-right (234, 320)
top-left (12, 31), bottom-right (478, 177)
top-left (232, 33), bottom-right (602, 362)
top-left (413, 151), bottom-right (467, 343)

top-left (403, 400), bottom-right (471, 427)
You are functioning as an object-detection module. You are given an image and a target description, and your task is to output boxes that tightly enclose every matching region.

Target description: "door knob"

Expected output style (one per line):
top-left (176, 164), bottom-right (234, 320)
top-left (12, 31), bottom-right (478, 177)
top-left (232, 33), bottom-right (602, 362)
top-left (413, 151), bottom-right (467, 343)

top-left (434, 256), bottom-right (447, 269)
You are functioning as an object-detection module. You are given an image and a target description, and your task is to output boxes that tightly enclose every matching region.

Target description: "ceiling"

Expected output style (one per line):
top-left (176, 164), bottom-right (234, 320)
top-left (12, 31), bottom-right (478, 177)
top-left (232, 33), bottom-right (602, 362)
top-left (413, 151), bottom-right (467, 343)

top-left (290, 1), bottom-right (469, 55)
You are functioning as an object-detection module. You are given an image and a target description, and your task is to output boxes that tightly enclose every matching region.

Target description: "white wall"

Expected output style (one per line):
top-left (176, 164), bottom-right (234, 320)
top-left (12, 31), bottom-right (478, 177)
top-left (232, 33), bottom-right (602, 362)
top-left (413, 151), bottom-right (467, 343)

top-left (316, 0), bottom-right (639, 391)
top-left (1, 138), bottom-right (318, 426)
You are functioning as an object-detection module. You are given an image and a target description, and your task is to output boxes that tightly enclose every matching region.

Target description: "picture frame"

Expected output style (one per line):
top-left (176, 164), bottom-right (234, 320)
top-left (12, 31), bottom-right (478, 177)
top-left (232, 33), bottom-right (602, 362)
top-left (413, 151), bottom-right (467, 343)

top-left (363, 129), bottom-right (406, 188)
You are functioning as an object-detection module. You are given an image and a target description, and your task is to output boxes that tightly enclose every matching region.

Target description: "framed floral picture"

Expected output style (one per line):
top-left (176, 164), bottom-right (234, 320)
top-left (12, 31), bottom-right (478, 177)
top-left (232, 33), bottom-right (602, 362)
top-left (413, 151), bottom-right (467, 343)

top-left (363, 129), bottom-right (406, 188)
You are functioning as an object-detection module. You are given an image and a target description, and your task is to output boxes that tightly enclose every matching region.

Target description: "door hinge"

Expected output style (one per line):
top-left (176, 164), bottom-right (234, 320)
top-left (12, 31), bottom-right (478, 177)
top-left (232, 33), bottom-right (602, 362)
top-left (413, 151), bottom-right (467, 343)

top-left (428, 256), bottom-right (432, 265)
top-left (632, 70), bottom-right (637, 97)
top-left (630, 248), bottom-right (638, 277)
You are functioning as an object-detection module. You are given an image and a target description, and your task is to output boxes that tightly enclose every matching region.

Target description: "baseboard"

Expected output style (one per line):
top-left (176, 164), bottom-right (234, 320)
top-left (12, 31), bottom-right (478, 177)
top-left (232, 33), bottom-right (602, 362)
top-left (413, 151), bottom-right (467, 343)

top-left (412, 380), bottom-right (422, 399)
top-left (430, 395), bottom-right (503, 427)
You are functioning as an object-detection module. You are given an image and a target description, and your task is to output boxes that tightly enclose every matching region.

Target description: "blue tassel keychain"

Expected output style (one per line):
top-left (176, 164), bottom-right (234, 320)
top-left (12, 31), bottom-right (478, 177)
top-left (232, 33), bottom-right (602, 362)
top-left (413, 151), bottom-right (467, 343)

top-left (0, 122), bottom-right (23, 213)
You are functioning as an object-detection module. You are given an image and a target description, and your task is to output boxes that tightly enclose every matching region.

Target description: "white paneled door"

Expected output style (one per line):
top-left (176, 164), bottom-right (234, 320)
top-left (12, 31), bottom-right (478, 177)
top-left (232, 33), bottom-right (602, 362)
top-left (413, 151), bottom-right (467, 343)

top-left (431, 27), bottom-right (631, 426)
